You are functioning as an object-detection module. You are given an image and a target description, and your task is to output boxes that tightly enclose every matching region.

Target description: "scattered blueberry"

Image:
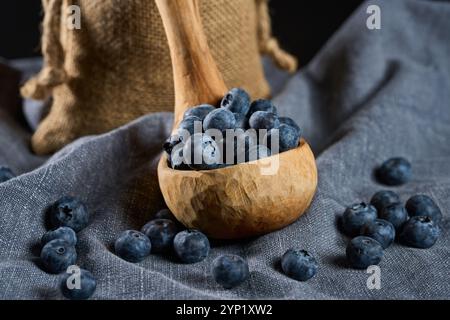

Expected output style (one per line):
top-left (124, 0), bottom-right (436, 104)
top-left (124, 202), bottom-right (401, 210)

top-left (400, 216), bottom-right (439, 249)
top-left (278, 117), bottom-right (301, 136)
top-left (40, 239), bottom-right (77, 274)
top-left (0, 166), bottom-right (15, 183)
top-left (248, 99), bottom-right (277, 115)
top-left (370, 190), bottom-right (400, 213)
top-left (376, 157), bottom-right (412, 186)
top-left (346, 236), bottom-right (383, 269)
top-left (379, 203), bottom-right (408, 230)
top-left (341, 202), bottom-right (377, 236)
top-left (405, 195), bottom-right (442, 224)
top-left (249, 111), bottom-right (280, 131)
top-left (361, 219), bottom-right (395, 249)
top-left (141, 219), bottom-right (178, 253)
top-left (264, 124), bottom-right (300, 153)
top-left (183, 133), bottom-right (221, 170)
top-left (221, 88), bottom-right (251, 115)
top-left (245, 144), bottom-right (271, 162)
top-left (281, 249), bottom-right (318, 281)
top-left (61, 268), bottom-right (97, 300)
top-left (41, 227), bottom-right (77, 247)
top-left (203, 108), bottom-right (236, 133)
top-left (50, 196), bottom-right (89, 232)
top-left (154, 208), bottom-right (176, 221)
top-left (173, 230), bottom-right (210, 264)
top-left (212, 255), bottom-right (250, 289)
top-left (114, 230), bottom-right (151, 263)
top-left (183, 104), bottom-right (215, 121)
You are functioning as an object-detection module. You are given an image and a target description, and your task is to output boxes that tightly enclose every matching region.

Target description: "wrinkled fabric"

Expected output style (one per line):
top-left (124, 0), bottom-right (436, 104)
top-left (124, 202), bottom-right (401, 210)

top-left (0, 0), bottom-right (449, 299)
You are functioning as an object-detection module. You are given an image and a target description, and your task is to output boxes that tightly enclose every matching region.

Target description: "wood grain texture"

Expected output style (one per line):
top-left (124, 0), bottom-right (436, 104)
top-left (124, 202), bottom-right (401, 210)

top-left (156, 0), bottom-right (318, 239)
top-left (158, 140), bottom-right (318, 239)
top-left (155, 0), bottom-right (228, 128)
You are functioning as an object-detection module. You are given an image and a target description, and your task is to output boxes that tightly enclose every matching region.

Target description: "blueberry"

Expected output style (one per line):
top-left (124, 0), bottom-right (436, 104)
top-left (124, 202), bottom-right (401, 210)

top-left (281, 249), bottom-right (318, 281)
top-left (41, 227), bottom-right (77, 247)
top-left (203, 108), bottom-right (236, 133)
top-left (249, 111), bottom-right (280, 131)
top-left (400, 216), bottom-right (439, 248)
top-left (114, 230), bottom-right (151, 263)
top-left (50, 196), bottom-right (89, 232)
top-left (346, 236), bottom-right (383, 269)
top-left (40, 239), bottom-right (77, 274)
top-left (278, 117), bottom-right (301, 136)
top-left (264, 124), bottom-right (300, 153)
top-left (234, 113), bottom-right (248, 129)
top-left (245, 144), bottom-right (271, 162)
top-left (141, 219), bottom-right (178, 253)
top-left (169, 142), bottom-right (190, 170)
top-left (163, 128), bottom-right (193, 155)
top-left (370, 190), bottom-right (400, 213)
top-left (405, 195), bottom-right (442, 224)
top-left (183, 104), bottom-right (216, 121)
top-left (219, 129), bottom-right (256, 165)
top-left (376, 157), bottom-right (412, 186)
top-left (248, 99), bottom-right (277, 115)
top-left (212, 255), bottom-right (250, 289)
top-left (183, 133), bottom-right (222, 170)
top-left (179, 116), bottom-right (203, 135)
top-left (173, 230), bottom-right (210, 264)
top-left (379, 203), bottom-right (408, 230)
top-left (361, 219), bottom-right (395, 249)
top-left (221, 88), bottom-right (251, 115)
top-left (61, 269), bottom-right (96, 300)
top-left (154, 208), bottom-right (176, 221)
top-left (0, 166), bottom-right (15, 183)
top-left (341, 203), bottom-right (377, 236)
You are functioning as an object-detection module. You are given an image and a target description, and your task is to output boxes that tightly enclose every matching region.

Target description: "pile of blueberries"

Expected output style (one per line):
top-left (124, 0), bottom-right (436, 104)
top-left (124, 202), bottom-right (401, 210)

top-left (38, 196), bottom-right (96, 300)
top-left (114, 208), bottom-right (319, 288)
top-left (343, 157), bottom-right (442, 269)
top-left (163, 88), bottom-right (302, 170)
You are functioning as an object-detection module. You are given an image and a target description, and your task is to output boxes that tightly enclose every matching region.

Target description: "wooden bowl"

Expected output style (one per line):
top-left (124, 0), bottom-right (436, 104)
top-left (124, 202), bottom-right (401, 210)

top-left (155, 0), bottom-right (318, 239)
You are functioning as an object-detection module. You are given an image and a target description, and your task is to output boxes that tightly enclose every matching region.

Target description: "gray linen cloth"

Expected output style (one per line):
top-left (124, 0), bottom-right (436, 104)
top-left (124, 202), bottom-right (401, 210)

top-left (0, 0), bottom-right (449, 299)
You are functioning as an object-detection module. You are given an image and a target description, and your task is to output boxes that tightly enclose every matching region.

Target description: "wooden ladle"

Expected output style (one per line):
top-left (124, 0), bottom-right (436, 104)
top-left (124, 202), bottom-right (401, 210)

top-left (156, 0), bottom-right (318, 239)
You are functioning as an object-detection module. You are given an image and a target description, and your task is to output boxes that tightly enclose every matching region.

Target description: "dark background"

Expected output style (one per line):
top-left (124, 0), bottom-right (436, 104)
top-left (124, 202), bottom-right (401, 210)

top-left (0, 1), bottom-right (363, 67)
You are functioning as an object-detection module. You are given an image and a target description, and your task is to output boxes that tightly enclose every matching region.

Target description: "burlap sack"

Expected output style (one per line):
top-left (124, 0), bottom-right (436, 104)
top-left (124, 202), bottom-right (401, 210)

top-left (22, 0), bottom-right (297, 155)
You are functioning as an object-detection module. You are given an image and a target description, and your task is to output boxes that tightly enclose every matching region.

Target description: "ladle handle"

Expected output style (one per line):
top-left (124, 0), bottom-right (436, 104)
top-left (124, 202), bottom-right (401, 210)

top-left (155, 0), bottom-right (228, 127)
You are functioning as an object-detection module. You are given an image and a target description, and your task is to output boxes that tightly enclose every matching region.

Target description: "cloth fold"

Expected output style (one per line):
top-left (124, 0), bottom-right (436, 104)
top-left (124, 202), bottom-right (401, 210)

top-left (0, 0), bottom-right (449, 299)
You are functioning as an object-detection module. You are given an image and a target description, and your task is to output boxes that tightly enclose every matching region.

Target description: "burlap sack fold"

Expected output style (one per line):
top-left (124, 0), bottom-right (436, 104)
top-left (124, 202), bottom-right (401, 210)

top-left (22, 0), bottom-right (297, 155)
